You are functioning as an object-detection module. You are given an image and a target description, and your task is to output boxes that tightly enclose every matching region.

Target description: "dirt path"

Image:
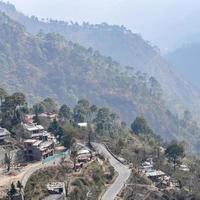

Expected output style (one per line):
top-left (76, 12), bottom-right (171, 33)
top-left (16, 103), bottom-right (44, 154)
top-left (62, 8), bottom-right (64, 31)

top-left (0, 162), bottom-right (42, 197)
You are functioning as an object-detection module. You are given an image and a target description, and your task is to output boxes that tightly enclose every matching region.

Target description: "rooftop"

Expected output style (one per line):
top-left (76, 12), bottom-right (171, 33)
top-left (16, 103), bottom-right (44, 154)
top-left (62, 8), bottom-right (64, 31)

top-left (47, 182), bottom-right (65, 190)
top-left (179, 164), bottom-right (190, 172)
top-left (31, 131), bottom-right (50, 138)
top-left (55, 146), bottom-right (67, 152)
top-left (77, 149), bottom-right (90, 155)
top-left (33, 140), bottom-right (43, 147)
top-left (77, 122), bottom-right (88, 127)
top-left (39, 113), bottom-right (58, 118)
top-left (24, 139), bottom-right (37, 144)
top-left (0, 128), bottom-right (10, 137)
top-left (40, 141), bottom-right (53, 150)
top-left (23, 123), bottom-right (44, 132)
top-left (146, 170), bottom-right (165, 177)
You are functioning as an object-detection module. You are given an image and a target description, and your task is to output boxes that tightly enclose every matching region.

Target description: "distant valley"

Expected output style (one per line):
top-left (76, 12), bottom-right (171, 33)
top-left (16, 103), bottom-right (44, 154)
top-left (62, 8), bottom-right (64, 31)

top-left (166, 43), bottom-right (200, 88)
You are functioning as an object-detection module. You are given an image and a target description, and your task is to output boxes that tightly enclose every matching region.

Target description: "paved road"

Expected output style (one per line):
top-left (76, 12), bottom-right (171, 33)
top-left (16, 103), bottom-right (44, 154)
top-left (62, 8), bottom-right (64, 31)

top-left (21, 162), bottom-right (43, 187)
top-left (92, 143), bottom-right (131, 200)
top-left (21, 152), bottom-right (70, 187)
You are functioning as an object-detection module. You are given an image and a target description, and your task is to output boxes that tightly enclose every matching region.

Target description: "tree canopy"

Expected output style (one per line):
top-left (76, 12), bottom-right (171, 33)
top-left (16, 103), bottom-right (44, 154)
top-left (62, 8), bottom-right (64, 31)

top-left (165, 142), bottom-right (185, 170)
top-left (131, 117), bottom-right (153, 135)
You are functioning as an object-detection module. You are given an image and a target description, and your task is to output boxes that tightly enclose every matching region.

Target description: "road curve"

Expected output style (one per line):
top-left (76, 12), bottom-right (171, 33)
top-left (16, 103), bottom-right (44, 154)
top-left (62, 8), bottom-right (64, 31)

top-left (21, 153), bottom-right (69, 187)
top-left (92, 143), bottom-right (131, 200)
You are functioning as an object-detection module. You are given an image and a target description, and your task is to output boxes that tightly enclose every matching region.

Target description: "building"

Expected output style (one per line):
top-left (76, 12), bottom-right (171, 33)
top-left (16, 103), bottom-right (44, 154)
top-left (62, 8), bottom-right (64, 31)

top-left (31, 131), bottom-right (51, 140)
top-left (22, 123), bottom-right (45, 140)
top-left (47, 182), bottom-right (65, 194)
top-left (0, 127), bottom-right (10, 143)
top-left (77, 122), bottom-right (88, 128)
top-left (24, 139), bottom-right (54, 161)
top-left (23, 123), bottom-right (44, 134)
top-left (179, 164), bottom-right (190, 172)
top-left (77, 149), bottom-right (91, 155)
top-left (55, 146), bottom-right (67, 154)
top-left (43, 182), bottom-right (66, 200)
top-left (145, 170), bottom-right (165, 182)
top-left (77, 149), bottom-right (92, 162)
top-left (141, 161), bottom-right (153, 170)
top-left (39, 113), bottom-right (58, 121)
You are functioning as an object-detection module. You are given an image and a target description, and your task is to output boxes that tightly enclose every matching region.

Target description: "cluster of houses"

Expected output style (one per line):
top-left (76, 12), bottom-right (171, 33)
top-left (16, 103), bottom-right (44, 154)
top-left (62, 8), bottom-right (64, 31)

top-left (0, 111), bottom-right (92, 166)
top-left (140, 158), bottom-right (179, 190)
top-left (140, 157), bottom-right (190, 191)
top-left (22, 113), bottom-right (63, 162)
top-left (23, 114), bottom-right (92, 164)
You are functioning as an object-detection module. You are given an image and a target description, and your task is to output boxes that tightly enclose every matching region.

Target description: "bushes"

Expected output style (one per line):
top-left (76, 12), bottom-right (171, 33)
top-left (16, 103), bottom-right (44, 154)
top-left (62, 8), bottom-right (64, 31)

top-left (72, 178), bottom-right (89, 188)
top-left (24, 167), bottom-right (67, 200)
top-left (92, 168), bottom-right (103, 184)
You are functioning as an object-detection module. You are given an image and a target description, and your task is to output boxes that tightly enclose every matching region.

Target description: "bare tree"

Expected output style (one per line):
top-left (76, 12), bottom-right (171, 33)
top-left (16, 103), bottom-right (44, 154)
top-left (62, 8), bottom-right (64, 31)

top-left (4, 151), bottom-right (12, 172)
top-left (70, 144), bottom-right (78, 171)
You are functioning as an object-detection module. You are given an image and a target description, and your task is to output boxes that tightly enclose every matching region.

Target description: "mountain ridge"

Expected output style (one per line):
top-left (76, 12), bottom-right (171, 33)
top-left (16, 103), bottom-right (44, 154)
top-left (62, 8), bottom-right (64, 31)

top-left (0, 1), bottom-right (200, 115)
top-left (0, 4), bottom-right (200, 154)
top-left (0, 12), bottom-right (180, 142)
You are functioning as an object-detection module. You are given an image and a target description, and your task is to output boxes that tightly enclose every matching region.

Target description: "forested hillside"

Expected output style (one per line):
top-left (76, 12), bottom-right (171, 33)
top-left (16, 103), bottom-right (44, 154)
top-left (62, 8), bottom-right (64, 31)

top-left (0, 12), bottom-right (162, 125)
top-left (1, 1), bottom-right (200, 115)
top-left (1, 12), bottom-right (200, 154)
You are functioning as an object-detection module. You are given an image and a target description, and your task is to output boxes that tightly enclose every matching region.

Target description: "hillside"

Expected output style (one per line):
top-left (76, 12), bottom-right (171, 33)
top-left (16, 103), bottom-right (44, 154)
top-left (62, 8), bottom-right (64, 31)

top-left (0, 10), bottom-right (200, 153)
top-left (0, 11), bottom-right (200, 154)
top-left (0, 12), bottom-right (192, 141)
top-left (1, 1), bottom-right (200, 115)
top-left (166, 43), bottom-right (200, 88)
top-left (0, 12), bottom-right (163, 130)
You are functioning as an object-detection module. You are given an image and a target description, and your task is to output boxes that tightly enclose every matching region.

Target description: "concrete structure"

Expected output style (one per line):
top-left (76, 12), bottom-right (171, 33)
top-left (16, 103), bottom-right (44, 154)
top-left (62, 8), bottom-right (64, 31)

top-left (39, 113), bottom-right (58, 121)
top-left (23, 123), bottom-right (44, 135)
top-left (44, 182), bottom-right (66, 200)
top-left (77, 149), bottom-right (91, 162)
top-left (23, 122), bottom-right (58, 142)
top-left (24, 139), bottom-right (54, 161)
top-left (47, 182), bottom-right (65, 194)
top-left (55, 146), bottom-right (67, 153)
top-left (145, 170), bottom-right (165, 182)
top-left (31, 131), bottom-right (58, 145)
top-left (0, 127), bottom-right (10, 143)
top-left (77, 149), bottom-right (90, 155)
top-left (141, 161), bottom-right (153, 170)
top-left (77, 122), bottom-right (88, 128)
top-left (179, 164), bottom-right (190, 172)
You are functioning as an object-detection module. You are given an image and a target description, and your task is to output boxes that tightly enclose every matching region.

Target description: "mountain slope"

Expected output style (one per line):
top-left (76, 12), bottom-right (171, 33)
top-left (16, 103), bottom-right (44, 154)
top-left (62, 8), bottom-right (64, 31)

top-left (0, 12), bottom-right (164, 130)
top-left (0, 11), bottom-right (193, 145)
top-left (0, 6), bottom-right (200, 154)
top-left (1, 1), bottom-right (200, 114)
top-left (166, 43), bottom-right (200, 88)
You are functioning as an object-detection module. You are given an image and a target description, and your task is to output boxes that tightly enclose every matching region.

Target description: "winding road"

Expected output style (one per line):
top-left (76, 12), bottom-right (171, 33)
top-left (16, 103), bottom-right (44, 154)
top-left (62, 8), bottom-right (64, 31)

top-left (21, 152), bottom-right (70, 187)
top-left (92, 143), bottom-right (131, 200)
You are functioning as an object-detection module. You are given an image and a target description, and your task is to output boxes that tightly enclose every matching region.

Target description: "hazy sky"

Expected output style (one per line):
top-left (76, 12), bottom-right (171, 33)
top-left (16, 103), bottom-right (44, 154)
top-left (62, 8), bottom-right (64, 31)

top-left (3, 0), bottom-right (200, 51)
